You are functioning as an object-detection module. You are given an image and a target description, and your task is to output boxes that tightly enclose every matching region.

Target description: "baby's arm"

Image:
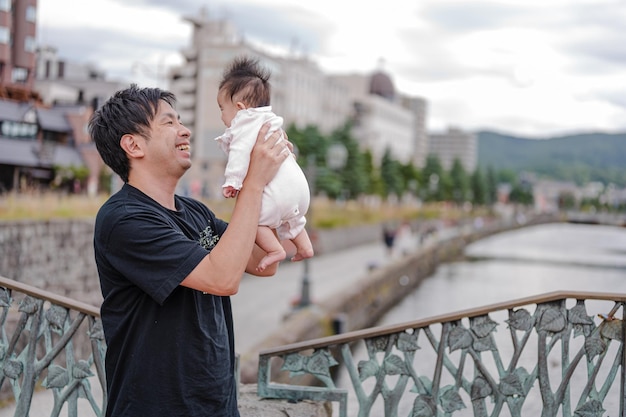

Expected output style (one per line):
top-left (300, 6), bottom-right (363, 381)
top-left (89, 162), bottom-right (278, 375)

top-left (223, 119), bottom-right (259, 191)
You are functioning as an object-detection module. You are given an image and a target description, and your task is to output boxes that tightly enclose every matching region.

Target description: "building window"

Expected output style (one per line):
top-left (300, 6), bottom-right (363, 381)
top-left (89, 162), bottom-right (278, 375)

top-left (24, 36), bottom-right (36, 52)
top-left (25, 5), bottom-right (36, 22)
top-left (0, 0), bottom-right (10, 12)
top-left (12, 67), bottom-right (28, 83)
top-left (0, 27), bottom-right (9, 45)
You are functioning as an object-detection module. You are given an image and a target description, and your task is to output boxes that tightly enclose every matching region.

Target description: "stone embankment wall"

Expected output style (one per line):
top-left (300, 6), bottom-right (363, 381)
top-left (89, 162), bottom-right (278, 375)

top-left (0, 219), bottom-right (391, 308)
top-left (0, 219), bottom-right (102, 306)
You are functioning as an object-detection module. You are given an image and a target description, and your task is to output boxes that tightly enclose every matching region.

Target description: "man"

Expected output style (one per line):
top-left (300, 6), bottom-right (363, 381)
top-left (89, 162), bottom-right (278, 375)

top-left (89, 84), bottom-right (290, 416)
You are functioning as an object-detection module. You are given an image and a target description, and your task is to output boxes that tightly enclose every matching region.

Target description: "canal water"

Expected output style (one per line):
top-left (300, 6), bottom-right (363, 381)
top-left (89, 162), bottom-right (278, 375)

top-left (380, 222), bottom-right (626, 326)
top-left (336, 222), bottom-right (626, 417)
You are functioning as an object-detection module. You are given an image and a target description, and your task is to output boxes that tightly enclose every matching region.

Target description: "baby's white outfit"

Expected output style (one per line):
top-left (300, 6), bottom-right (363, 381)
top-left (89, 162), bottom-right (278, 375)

top-left (215, 106), bottom-right (310, 240)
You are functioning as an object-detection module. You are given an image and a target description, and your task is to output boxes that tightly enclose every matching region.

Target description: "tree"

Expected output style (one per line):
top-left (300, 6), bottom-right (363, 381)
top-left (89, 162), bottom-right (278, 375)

top-left (380, 147), bottom-right (403, 199)
top-left (485, 166), bottom-right (498, 205)
top-left (558, 192), bottom-right (577, 210)
top-left (508, 180), bottom-right (534, 206)
top-left (422, 154), bottom-right (446, 202)
top-left (470, 167), bottom-right (488, 206)
top-left (363, 150), bottom-right (383, 196)
top-left (399, 161), bottom-right (421, 199)
top-left (449, 158), bottom-right (470, 204)
top-left (331, 123), bottom-right (368, 199)
top-left (286, 124), bottom-right (330, 196)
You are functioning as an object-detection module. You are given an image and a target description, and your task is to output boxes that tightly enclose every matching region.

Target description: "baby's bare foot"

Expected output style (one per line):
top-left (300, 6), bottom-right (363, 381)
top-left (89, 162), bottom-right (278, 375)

top-left (256, 249), bottom-right (286, 272)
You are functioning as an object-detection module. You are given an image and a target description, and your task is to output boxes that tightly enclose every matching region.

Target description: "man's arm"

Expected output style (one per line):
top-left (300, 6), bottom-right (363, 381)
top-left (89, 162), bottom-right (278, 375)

top-left (181, 124), bottom-right (289, 295)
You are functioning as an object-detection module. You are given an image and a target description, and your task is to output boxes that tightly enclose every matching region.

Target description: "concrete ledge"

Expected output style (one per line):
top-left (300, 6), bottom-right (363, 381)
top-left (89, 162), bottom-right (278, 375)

top-left (239, 384), bottom-right (331, 417)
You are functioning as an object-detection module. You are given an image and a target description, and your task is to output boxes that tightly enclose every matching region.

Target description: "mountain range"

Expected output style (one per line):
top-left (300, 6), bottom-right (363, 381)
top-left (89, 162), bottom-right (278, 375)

top-left (476, 131), bottom-right (626, 187)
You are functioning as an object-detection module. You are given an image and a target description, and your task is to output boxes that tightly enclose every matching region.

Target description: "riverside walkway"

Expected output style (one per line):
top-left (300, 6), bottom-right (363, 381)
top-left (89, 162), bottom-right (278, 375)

top-left (232, 231), bottom-right (419, 355)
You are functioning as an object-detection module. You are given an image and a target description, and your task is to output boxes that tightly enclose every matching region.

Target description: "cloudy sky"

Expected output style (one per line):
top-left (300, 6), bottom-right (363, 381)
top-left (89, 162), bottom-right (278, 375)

top-left (37, 0), bottom-right (626, 138)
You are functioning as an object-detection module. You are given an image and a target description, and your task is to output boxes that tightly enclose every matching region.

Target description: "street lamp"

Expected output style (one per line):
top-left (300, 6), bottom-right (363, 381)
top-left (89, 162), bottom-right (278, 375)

top-left (296, 143), bottom-right (348, 309)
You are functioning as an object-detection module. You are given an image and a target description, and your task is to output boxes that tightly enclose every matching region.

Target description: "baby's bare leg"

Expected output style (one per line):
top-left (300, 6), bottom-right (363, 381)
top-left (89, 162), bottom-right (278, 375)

top-left (256, 226), bottom-right (286, 272)
top-left (290, 228), bottom-right (314, 262)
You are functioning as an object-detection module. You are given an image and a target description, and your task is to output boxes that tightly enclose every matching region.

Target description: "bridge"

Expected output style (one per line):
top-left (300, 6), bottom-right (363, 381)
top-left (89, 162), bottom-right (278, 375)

top-left (0, 211), bottom-right (624, 416)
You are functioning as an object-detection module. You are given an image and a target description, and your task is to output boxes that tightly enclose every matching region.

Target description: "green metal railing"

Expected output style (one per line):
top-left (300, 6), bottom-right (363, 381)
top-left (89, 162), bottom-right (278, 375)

top-left (258, 291), bottom-right (626, 417)
top-left (0, 276), bottom-right (106, 417)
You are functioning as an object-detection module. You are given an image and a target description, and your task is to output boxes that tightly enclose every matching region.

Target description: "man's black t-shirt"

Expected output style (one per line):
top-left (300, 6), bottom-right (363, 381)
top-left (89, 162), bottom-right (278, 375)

top-left (94, 184), bottom-right (238, 417)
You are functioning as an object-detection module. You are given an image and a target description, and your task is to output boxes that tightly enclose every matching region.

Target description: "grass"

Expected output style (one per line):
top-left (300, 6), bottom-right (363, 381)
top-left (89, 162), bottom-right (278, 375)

top-left (0, 192), bottom-right (480, 226)
top-left (0, 193), bottom-right (108, 221)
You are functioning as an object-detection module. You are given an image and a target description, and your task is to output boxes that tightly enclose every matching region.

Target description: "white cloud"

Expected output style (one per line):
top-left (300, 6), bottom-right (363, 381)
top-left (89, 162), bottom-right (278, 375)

top-left (36, 0), bottom-right (626, 137)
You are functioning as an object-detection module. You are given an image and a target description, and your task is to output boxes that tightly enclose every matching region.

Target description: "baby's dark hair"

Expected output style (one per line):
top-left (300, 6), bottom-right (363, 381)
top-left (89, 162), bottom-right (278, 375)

top-left (219, 56), bottom-right (271, 107)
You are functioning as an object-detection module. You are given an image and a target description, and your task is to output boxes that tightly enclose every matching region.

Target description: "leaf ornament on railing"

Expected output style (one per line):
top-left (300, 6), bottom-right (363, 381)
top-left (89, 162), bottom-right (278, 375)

top-left (383, 354), bottom-right (408, 376)
top-left (506, 308), bottom-right (534, 331)
top-left (568, 300), bottom-right (595, 338)
top-left (536, 305), bottom-right (567, 334)
top-left (584, 334), bottom-right (607, 359)
top-left (574, 398), bottom-right (605, 417)
top-left (45, 304), bottom-right (68, 334)
top-left (470, 315), bottom-right (498, 338)
top-left (439, 385), bottom-right (466, 413)
top-left (368, 335), bottom-right (392, 352)
top-left (44, 364), bottom-right (69, 388)
top-left (470, 376), bottom-right (492, 401)
top-left (3, 358), bottom-right (24, 379)
top-left (88, 319), bottom-right (105, 340)
top-left (397, 330), bottom-right (420, 352)
top-left (18, 295), bottom-right (39, 315)
top-left (72, 360), bottom-right (94, 379)
top-left (448, 326), bottom-right (472, 352)
top-left (358, 359), bottom-right (379, 381)
top-left (498, 371), bottom-right (525, 397)
top-left (0, 287), bottom-right (11, 307)
top-left (281, 349), bottom-right (338, 386)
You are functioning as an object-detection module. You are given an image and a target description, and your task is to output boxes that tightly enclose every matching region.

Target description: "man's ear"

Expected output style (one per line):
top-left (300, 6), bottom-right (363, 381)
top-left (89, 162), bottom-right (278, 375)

top-left (120, 134), bottom-right (144, 158)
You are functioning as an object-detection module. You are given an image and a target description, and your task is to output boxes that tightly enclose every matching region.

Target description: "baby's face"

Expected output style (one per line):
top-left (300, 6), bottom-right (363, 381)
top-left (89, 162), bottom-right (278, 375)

top-left (217, 91), bottom-right (240, 128)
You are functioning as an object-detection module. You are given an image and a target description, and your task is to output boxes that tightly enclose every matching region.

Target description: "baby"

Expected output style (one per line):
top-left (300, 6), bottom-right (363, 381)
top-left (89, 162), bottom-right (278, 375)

top-left (215, 56), bottom-right (314, 271)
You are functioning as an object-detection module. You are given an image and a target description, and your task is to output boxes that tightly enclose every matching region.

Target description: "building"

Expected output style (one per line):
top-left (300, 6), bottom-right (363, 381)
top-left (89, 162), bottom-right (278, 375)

top-left (428, 127), bottom-right (477, 172)
top-left (401, 95), bottom-right (428, 168)
top-left (0, 0), bottom-right (102, 192)
top-left (34, 45), bottom-right (128, 109)
top-left (0, 99), bottom-right (101, 194)
top-left (346, 71), bottom-right (418, 166)
top-left (0, 0), bottom-right (38, 100)
top-left (0, 1), bottom-right (113, 195)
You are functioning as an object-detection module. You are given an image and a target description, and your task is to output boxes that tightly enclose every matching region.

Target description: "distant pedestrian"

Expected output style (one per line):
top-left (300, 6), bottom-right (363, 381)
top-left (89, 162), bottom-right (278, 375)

top-left (382, 223), bottom-right (396, 256)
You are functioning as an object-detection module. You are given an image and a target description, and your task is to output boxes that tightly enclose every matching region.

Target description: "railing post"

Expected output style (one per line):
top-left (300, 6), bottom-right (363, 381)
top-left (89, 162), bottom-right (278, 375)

top-left (619, 304), bottom-right (626, 417)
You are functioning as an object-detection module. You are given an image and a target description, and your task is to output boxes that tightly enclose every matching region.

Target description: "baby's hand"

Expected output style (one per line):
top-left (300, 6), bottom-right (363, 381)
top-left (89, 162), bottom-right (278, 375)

top-left (223, 186), bottom-right (239, 198)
